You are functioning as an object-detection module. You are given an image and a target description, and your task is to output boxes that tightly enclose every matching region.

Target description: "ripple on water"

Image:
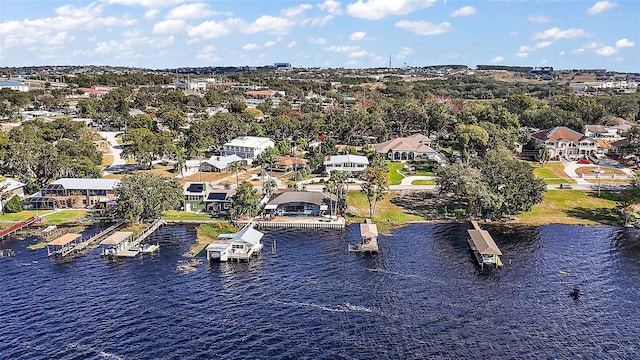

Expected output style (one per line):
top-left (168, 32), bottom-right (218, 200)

top-left (1, 223), bottom-right (639, 359)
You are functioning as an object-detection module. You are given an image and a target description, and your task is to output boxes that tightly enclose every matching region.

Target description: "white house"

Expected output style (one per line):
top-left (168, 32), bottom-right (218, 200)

top-left (185, 154), bottom-right (243, 173)
top-left (206, 224), bottom-right (264, 262)
top-left (584, 125), bottom-right (622, 141)
top-left (0, 81), bottom-right (29, 92)
top-left (323, 154), bottom-right (369, 175)
top-left (223, 136), bottom-right (275, 161)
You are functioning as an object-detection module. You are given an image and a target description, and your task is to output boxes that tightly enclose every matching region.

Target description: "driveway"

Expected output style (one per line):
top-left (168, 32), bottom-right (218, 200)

top-left (99, 131), bottom-right (130, 175)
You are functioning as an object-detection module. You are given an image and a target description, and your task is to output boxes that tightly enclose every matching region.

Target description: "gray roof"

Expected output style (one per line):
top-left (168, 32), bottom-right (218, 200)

top-left (0, 178), bottom-right (25, 192)
top-left (468, 230), bottom-right (502, 255)
top-left (48, 178), bottom-right (120, 190)
top-left (267, 191), bottom-right (336, 206)
top-left (232, 225), bottom-right (264, 246)
top-left (0, 81), bottom-right (26, 86)
top-left (323, 154), bottom-right (369, 166)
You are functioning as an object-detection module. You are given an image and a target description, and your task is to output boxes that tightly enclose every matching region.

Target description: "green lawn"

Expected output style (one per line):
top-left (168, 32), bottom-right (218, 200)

top-left (0, 210), bottom-right (53, 222)
top-left (531, 162), bottom-right (576, 185)
top-left (516, 190), bottom-right (619, 226)
top-left (163, 210), bottom-right (212, 221)
top-left (387, 161), bottom-right (405, 185)
top-left (346, 191), bottom-right (422, 232)
top-left (411, 179), bottom-right (436, 185)
top-left (41, 210), bottom-right (88, 223)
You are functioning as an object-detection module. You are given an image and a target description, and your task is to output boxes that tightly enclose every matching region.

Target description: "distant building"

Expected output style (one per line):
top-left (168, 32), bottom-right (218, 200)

top-left (530, 126), bottom-right (599, 160)
top-left (584, 125), bottom-right (622, 141)
top-left (223, 136), bottom-right (275, 161)
top-left (323, 154), bottom-right (369, 175)
top-left (185, 154), bottom-right (243, 173)
top-left (274, 63), bottom-right (292, 70)
top-left (373, 133), bottom-right (437, 161)
top-left (0, 81), bottom-right (28, 92)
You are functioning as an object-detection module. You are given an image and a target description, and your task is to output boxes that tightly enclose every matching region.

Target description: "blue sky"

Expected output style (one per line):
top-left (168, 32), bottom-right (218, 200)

top-left (0, 0), bottom-right (638, 72)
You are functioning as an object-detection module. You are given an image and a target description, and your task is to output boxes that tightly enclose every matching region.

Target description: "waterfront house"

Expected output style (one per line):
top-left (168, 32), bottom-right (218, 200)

top-left (183, 182), bottom-right (211, 213)
top-left (29, 178), bottom-right (120, 209)
top-left (185, 154), bottom-right (243, 173)
top-left (530, 126), bottom-right (600, 160)
top-left (264, 191), bottom-right (336, 217)
top-left (373, 133), bottom-right (437, 161)
top-left (223, 136), bottom-right (275, 162)
top-left (272, 156), bottom-right (308, 171)
top-left (206, 224), bottom-right (264, 262)
top-left (323, 154), bottom-right (369, 176)
top-left (205, 189), bottom-right (236, 216)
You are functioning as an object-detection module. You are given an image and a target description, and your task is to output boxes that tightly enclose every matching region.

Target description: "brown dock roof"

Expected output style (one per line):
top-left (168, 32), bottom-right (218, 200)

top-left (48, 233), bottom-right (82, 246)
top-left (100, 231), bottom-right (133, 246)
top-left (467, 229), bottom-right (502, 255)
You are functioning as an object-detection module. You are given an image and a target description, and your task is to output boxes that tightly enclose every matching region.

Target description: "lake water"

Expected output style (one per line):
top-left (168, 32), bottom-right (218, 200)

top-left (1, 223), bottom-right (639, 359)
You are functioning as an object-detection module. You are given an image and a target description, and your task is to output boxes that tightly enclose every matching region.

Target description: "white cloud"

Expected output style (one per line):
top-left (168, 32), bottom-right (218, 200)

top-left (264, 41), bottom-right (276, 47)
top-left (196, 45), bottom-right (219, 62)
top-left (166, 3), bottom-right (215, 19)
top-left (349, 31), bottom-right (367, 41)
top-left (516, 52), bottom-right (529, 58)
top-left (103, 0), bottom-right (187, 8)
top-left (326, 45), bottom-right (361, 52)
top-left (533, 27), bottom-right (586, 40)
top-left (319, 0), bottom-right (343, 15)
top-left (572, 48), bottom-right (585, 54)
top-left (509, 31), bottom-right (519, 36)
top-left (93, 30), bottom-right (175, 58)
top-left (348, 50), bottom-right (368, 58)
top-left (490, 56), bottom-right (504, 63)
top-left (311, 15), bottom-right (334, 26)
top-left (528, 14), bottom-right (550, 23)
top-left (615, 38), bottom-right (634, 48)
top-left (287, 41), bottom-right (298, 48)
top-left (187, 18), bottom-right (244, 39)
top-left (595, 46), bottom-right (618, 56)
top-left (309, 37), bottom-right (327, 44)
top-left (519, 41), bottom-right (552, 53)
top-left (397, 46), bottom-right (413, 58)
top-left (347, 0), bottom-right (436, 20)
top-left (587, 1), bottom-right (617, 15)
top-left (450, 6), bottom-right (476, 17)
top-left (144, 9), bottom-right (160, 20)
top-left (395, 20), bottom-right (452, 35)
top-left (244, 15), bottom-right (296, 34)
top-left (281, 4), bottom-right (313, 18)
top-left (243, 43), bottom-right (259, 50)
top-left (152, 19), bottom-right (185, 34)
top-left (0, 3), bottom-right (136, 48)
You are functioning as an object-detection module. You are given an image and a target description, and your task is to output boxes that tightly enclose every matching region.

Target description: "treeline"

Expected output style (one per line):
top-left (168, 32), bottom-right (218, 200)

top-left (476, 65), bottom-right (533, 73)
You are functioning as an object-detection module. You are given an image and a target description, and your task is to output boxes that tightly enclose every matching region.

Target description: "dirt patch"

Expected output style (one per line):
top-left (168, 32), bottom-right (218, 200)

top-left (389, 190), bottom-right (445, 219)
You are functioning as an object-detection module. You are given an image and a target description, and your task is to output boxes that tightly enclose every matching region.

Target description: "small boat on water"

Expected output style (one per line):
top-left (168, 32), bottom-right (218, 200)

top-left (139, 243), bottom-right (160, 253)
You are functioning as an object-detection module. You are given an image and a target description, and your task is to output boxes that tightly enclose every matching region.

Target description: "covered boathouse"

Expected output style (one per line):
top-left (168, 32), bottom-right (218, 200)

top-left (99, 231), bottom-right (134, 257)
top-left (46, 233), bottom-right (82, 257)
top-left (206, 224), bottom-right (264, 262)
top-left (467, 229), bottom-right (503, 269)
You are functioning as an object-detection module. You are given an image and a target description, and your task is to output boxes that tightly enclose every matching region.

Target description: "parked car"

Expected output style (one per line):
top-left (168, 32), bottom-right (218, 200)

top-left (577, 159), bottom-right (590, 164)
top-left (559, 184), bottom-right (573, 189)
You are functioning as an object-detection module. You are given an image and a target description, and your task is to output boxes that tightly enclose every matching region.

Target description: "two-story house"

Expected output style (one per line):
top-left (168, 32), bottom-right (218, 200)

top-left (223, 136), bottom-right (275, 164)
top-left (530, 127), bottom-right (600, 160)
top-left (323, 155), bottom-right (369, 176)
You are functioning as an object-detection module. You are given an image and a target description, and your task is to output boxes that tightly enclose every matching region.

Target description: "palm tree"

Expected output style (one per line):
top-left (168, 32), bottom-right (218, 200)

top-left (228, 161), bottom-right (244, 188)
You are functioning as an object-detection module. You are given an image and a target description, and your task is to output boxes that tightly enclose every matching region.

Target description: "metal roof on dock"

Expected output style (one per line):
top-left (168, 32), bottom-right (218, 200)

top-left (360, 222), bottom-right (378, 238)
top-left (47, 233), bottom-right (82, 246)
top-left (100, 231), bottom-right (133, 246)
top-left (467, 229), bottom-right (502, 255)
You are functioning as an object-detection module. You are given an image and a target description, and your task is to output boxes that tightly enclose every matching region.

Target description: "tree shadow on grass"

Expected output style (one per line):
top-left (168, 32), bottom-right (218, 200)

top-left (564, 207), bottom-right (621, 226)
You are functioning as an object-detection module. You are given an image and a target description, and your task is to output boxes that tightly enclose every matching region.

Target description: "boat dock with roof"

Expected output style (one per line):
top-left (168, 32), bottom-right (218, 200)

top-left (47, 233), bottom-right (83, 257)
top-left (467, 221), bottom-right (503, 269)
top-left (100, 231), bottom-right (136, 257)
top-left (206, 223), bottom-right (264, 262)
top-left (348, 219), bottom-right (379, 253)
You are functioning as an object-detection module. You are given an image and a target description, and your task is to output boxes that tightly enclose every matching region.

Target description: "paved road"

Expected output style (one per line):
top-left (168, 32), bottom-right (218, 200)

top-left (99, 131), bottom-right (128, 175)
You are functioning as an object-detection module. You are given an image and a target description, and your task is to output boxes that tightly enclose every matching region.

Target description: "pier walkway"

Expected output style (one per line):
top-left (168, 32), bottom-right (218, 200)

top-left (0, 217), bottom-right (40, 240)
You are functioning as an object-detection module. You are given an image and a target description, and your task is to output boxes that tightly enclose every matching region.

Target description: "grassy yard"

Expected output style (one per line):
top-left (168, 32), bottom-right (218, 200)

top-left (515, 190), bottom-right (619, 226)
top-left (346, 190), bottom-right (423, 232)
top-left (530, 162), bottom-right (575, 184)
top-left (411, 179), bottom-right (436, 185)
top-left (163, 210), bottom-right (212, 221)
top-left (387, 161), bottom-right (405, 185)
top-left (41, 210), bottom-right (88, 224)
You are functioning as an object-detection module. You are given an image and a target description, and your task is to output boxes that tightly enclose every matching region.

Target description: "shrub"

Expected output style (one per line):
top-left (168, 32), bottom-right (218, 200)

top-left (4, 195), bottom-right (22, 213)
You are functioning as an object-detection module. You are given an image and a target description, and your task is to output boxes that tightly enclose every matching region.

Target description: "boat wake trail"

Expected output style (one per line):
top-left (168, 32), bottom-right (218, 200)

top-left (272, 299), bottom-right (375, 314)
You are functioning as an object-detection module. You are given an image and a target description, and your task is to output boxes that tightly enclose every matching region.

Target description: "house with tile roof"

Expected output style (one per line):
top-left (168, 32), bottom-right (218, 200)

top-left (530, 126), bottom-right (600, 160)
top-left (373, 133), bottom-right (437, 161)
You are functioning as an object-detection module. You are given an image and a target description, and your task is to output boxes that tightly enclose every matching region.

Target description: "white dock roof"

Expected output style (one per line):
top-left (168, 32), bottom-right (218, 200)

top-left (100, 231), bottom-right (133, 246)
top-left (360, 222), bottom-right (378, 238)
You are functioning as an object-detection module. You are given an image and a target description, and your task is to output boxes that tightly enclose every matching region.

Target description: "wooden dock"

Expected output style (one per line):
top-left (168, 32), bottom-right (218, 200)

top-left (128, 218), bottom-right (166, 248)
top-left (0, 217), bottom-right (40, 240)
top-left (250, 217), bottom-right (345, 230)
top-left (348, 219), bottom-right (379, 253)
